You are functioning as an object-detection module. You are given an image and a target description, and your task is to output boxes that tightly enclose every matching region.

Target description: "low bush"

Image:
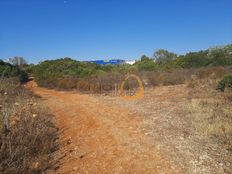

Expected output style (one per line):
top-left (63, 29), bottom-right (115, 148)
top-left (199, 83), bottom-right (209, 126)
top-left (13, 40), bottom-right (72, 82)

top-left (217, 74), bottom-right (232, 92)
top-left (141, 69), bottom-right (188, 86)
top-left (161, 72), bottom-right (185, 86)
top-left (142, 71), bottom-right (159, 86)
top-left (57, 78), bottom-right (77, 90)
top-left (196, 67), bottom-right (226, 80)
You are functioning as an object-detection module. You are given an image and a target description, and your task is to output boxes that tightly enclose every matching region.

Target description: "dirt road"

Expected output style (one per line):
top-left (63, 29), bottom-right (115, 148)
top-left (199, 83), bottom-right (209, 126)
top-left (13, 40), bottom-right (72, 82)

top-left (27, 81), bottom-right (182, 174)
top-left (27, 81), bottom-right (231, 174)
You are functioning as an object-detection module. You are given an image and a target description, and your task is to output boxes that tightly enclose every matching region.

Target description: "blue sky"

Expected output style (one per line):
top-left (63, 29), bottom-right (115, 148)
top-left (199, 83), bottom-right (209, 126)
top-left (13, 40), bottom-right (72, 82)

top-left (0, 0), bottom-right (232, 63)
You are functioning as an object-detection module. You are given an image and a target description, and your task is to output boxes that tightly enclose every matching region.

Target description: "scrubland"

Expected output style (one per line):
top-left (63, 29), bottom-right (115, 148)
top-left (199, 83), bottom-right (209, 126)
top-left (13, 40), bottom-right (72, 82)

top-left (0, 44), bottom-right (232, 173)
top-left (95, 70), bottom-right (232, 173)
top-left (0, 79), bottom-right (58, 174)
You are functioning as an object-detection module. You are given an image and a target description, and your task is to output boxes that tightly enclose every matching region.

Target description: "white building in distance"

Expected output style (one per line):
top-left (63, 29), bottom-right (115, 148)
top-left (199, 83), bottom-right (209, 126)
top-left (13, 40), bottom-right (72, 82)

top-left (125, 60), bottom-right (136, 65)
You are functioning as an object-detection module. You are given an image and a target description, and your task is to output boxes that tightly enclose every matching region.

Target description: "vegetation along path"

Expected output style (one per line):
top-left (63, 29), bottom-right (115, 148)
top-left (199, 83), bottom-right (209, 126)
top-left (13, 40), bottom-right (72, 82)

top-left (26, 81), bottom-right (231, 174)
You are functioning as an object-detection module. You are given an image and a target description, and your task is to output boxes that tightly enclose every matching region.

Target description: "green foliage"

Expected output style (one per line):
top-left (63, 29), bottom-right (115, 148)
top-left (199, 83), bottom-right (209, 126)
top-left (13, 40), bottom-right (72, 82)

top-left (174, 45), bottom-right (232, 68)
top-left (135, 56), bottom-right (156, 71)
top-left (208, 46), bottom-right (232, 66)
top-left (19, 70), bottom-right (28, 83)
top-left (141, 55), bottom-right (150, 61)
top-left (217, 74), bottom-right (232, 92)
top-left (32, 58), bottom-right (126, 89)
top-left (134, 44), bottom-right (232, 71)
top-left (154, 49), bottom-right (177, 63)
top-left (31, 44), bottom-right (232, 91)
top-left (24, 64), bottom-right (35, 74)
top-left (174, 51), bottom-right (209, 68)
top-left (0, 60), bottom-right (28, 82)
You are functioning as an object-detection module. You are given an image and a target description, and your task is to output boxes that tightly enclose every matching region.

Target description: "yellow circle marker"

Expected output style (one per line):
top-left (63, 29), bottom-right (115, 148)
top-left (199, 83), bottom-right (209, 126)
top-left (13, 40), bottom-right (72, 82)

top-left (120, 74), bottom-right (144, 100)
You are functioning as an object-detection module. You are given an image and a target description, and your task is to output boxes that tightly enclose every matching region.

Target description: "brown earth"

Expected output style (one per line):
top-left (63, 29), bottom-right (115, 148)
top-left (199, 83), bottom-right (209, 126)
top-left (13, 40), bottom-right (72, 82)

top-left (26, 81), bottom-right (231, 174)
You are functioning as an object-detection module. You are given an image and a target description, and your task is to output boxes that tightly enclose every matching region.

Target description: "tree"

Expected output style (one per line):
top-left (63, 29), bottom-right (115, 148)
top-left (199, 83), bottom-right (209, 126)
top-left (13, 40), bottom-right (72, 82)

top-left (9, 56), bottom-right (27, 66)
top-left (0, 59), bottom-right (28, 82)
top-left (141, 55), bottom-right (150, 61)
top-left (153, 49), bottom-right (177, 63)
top-left (135, 55), bottom-right (156, 71)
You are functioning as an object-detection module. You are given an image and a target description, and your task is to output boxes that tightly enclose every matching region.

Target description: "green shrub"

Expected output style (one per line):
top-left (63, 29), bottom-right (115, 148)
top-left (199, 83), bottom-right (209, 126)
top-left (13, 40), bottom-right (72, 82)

top-left (135, 58), bottom-right (156, 71)
top-left (32, 58), bottom-right (108, 89)
top-left (217, 74), bottom-right (232, 91)
top-left (19, 70), bottom-right (28, 83)
top-left (0, 60), bottom-right (28, 83)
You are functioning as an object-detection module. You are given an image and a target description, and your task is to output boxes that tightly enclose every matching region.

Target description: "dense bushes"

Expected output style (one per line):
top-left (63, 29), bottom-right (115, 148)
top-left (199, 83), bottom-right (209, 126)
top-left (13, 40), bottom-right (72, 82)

top-left (32, 58), bottom-right (127, 92)
top-left (0, 79), bottom-right (58, 174)
top-left (31, 44), bottom-right (232, 92)
top-left (135, 56), bottom-right (156, 71)
top-left (174, 51), bottom-right (209, 68)
top-left (33, 58), bottom-right (99, 88)
top-left (173, 45), bottom-right (232, 68)
top-left (32, 60), bottom-right (232, 94)
top-left (0, 60), bottom-right (28, 83)
top-left (136, 44), bottom-right (232, 70)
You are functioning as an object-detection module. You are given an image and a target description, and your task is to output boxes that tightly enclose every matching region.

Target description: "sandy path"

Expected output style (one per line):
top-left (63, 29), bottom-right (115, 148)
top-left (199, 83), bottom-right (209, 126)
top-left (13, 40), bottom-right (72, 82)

top-left (26, 81), bottom-right (181, 174)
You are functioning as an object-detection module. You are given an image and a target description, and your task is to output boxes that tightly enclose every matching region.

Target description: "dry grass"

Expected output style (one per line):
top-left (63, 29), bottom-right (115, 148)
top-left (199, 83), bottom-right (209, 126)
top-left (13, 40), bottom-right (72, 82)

top-left (187, 78), bottom-right (232, 151)
top-left (0, 79), bottom-right (58, 174)
top-left (95, 72), bottom-right (232, 173)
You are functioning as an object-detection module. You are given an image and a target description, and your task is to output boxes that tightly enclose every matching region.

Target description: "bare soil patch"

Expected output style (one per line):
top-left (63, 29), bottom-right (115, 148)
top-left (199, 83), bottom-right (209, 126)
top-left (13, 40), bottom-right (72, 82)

top-left (96, 84), bottom-right (232, 174)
